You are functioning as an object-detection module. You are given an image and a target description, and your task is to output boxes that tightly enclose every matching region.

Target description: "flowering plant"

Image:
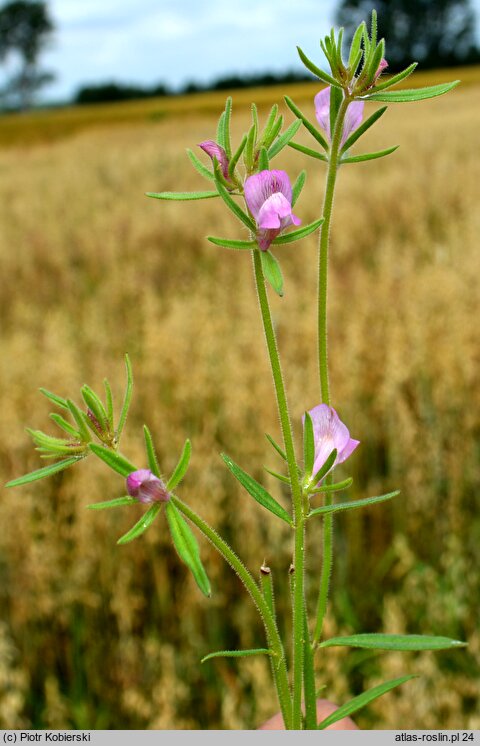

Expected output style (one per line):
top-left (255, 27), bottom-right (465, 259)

top-left (7, 10), bottom-right (465, 729)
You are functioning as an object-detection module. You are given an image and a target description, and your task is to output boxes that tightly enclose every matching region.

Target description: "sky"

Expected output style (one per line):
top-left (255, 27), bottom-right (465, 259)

top-left (4, 0), bottom-right (480, 103)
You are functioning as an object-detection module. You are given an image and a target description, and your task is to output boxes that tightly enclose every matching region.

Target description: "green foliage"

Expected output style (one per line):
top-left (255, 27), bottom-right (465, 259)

top-left (166, 501), bottom-right (211, 596)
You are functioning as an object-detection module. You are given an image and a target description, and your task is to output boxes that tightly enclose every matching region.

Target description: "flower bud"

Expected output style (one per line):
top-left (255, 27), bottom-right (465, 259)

top-left (126, 469), bottom-right (170, 504)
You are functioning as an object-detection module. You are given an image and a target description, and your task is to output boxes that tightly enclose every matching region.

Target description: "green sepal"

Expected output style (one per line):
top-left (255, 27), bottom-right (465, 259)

top-left (228, 134), bottom-right (247, 178)
top-left (89, 443), bottom-right (137, 477)
top-left (309, 477), bottom-right (353, 495)
top-left (291, 170), bottom-right (306, 206)
top-left (272, 218), bottom-right (324, 246)
top-left (289, 141), bottom-right (328, 162)
top-left (310, 449), bottom-right (337, 487)
top-left (143, 425), bottom-right (161, 477)
top-left (146, 190), bottom-right (219, 201)
top-left (117, 503), bottom-right (163, 545)
top-left (263, 466), bottom-right (291, 485)
top-left (369, 62), bottom-right (417, 93)
top-left (257, 145), bottom-right (269, 171)
top-left (341, 106), bottom-right (387, 153)
top-left (201, 648), bottom-right (272, 664)
top-left (221, 453), bottom-right (293, 526)
top-left (214, 178), bottom-right (256, 231)
top-left (207, 236), bottom-right (256, 251)
top-left (39, 388), bottom-right (69, 410)
top-left (317, 675), bottom-right (417, 730)
top-left (103, 379), bottom-right (114, 431)
top-left (308, 490), bottom-right (400, 519)
top-left (187, 148), bottom-right (214, 182)
top-left (296, 46), bottom-right (342, 88)
top-left (5, 457), bottom-right (82, 487)
top-left (365, 80), bottom-right (459, 102)
top-left (284, 96), bottom-right (329, 152)
top-left (49, 413), bottom-right (81, 439)
top-left (268, 119), bottom-right (302, 160)
top-left (341, 146), bottom-right (398, 164)
top-left (319, 634), bottom-right (468, 652)
top-left (166, 500), bottom-right (211, 596)
top-left (87, 496), bottom-right (137, 510)
top-left (260, 249), bottom-right (284, 297)
top-left (303, 411), bottom-right (315, 476)
top-left (167, 439), bottom-right (192, 490)
top-left (117, 353), bottom-right (133, 441)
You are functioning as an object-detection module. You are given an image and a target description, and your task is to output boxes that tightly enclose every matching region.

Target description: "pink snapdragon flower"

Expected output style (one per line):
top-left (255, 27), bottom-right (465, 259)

top-left (244, 170), bottom-right (301, 251)
top-left (314, 87), bottom-right (364, 147)
top-left (305, 404), bottom-right (359, 481)
top-left (126, 469), bottom-right (171, 504)
top-left (198, 140), bottom-right (231, 181)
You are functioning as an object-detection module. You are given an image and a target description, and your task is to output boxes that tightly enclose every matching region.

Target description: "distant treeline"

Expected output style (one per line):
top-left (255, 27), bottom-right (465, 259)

top-left (73, 71), bottom-right (315, 105)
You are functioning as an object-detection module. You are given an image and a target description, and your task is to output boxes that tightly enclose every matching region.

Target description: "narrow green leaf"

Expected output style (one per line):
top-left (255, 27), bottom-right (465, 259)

top-left (284, 96), bottom-right (329, 151)
top-left (166, 501), bottom-right (211, 596)
top-left (319, 634), bottom-right (468, 652)
top-left (81, 385), bottom-right (108, 428)
top-left (289, 141), bottom-right (328, 162)
top-left (341, 106), bottom-right (387, 153)
top-left (186, 148), bottom-right (214, 181)
top-left (265, 115), bottom-right (283, 150)
top-left (317, 675), bottom-right (417, 729)
top-left (228, 133), bottom-right (247, 178)
top-left (365, 81), bottom-right (460, 102)
top-left (215, 178), bottom-right (256, 231)
top-left (329, 85), bottom-right (343, 138)
top-left (39, 388), bottom-right (69, 410)
top-left (251, 102), bottom-right (258, 133)
top-left (201, 648), bottom-right (271, 664)
top-left (303, 614), bottom-right (317, 729)
top-left (221, 453), bottom-right (293, 525)
top-left (117, 353), bottom-right (133, 441)
top-left (265, 433), bottom-right (288, 463)
top-left (370, 9), bottom-right (378, 48)
top-left (117, 503), bottom-right (162, 545)
top-left (272, 218), bottom-right (324, 246)
top-left (268, 119), bottom-right (302, 159)
top-left (368, 62), bottom-right (417, 93)
top-left (260, 249), bottom-right (284, 297)
top-left (259, 103), bottom-right (278, 146)
top-left (341, 146), bottom-right (398, 164)
top-left (216, 110), bottom-right (226, 149)
top-left (146, 190), bottom-right (219, 201)
top-left (223, 96), bottom-right (232, 158)
top-left (310, 449), bottom-right (337, 486)
top-left (244, 121), bottom-right (257, 172)
top-left (167, 439), bottom-right (192, 490)
top-left (303, 411), bottom-right (315, 476)
top-left (6, 457), bottom-right (81, 487)
top-left (87, 496), bottom-right (137, 510)
top-left (309, 477), bottom-right (353, 495)
top-left (291, 169), bottom-right (306, 206)
top-left (66, 399), bottom-right (91, 442)
top-left (143, 425), bottom-right (161, 477)
top-left (348, 22), bottom-right (364, 69)
top-left (207, 236), bottom-right (256, 251)
top-left (49, 414), bottom-right (80, 439)
top-left (264, 466), bottom-right (291, 485)
top-left (257, 145), bottom-right (269, 171)
top-left (367, 38), bottom-right (385, 84)
top-left (89, 443), bottom-right (137, 477)
top-left (103, 379), bottom-right (114, 431)
top-left (308, 490), bottom-right (399, 519)
top-left (297, 46), bottom-right (342, 88)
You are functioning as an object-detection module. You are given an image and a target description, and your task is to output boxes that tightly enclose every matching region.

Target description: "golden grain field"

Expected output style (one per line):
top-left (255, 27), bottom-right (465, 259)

top-left (0, 74), bottom-right (479, 729)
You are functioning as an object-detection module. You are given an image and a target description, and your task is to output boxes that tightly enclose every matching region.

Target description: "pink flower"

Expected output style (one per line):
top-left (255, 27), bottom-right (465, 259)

top-left (314, 87), bottom-right (364, 147)
top-left (126, 469), bottom-right (170, 504)
top-left (244, 170), bottom-right (301, 251)
top-left (374, 58), bottom-right (388, 81)
top-left (198, 140), bottom-right (230, 181)
top-left (305, 404), bottom-right (359, 481)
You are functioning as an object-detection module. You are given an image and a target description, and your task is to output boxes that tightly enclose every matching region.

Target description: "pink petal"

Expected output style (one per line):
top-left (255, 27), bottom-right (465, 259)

top-left (198, 140), bottom-right (230, 179)
top-left (306, 404), bottom-right (359, 477)
top-left (374, 58), bottom-right (388, 80)
top-left (244, 170), bottom-right (293, 220)
top-left (338, 438), bottom-right (360, 464)
top-left (258, 192), bottom-right (292, 229)
top-left (314, 87), bottom-right (331, 139)
top-left (341, 101), bottom-right (364, 145)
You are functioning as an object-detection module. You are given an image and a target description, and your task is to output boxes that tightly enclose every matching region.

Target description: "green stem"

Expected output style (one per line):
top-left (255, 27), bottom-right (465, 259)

top-left (313, 97), bottom-right (350, 646)
top-left (252, 250), bottom-right (305, 729)
top-left (172, 494), bottom-right (293, 728)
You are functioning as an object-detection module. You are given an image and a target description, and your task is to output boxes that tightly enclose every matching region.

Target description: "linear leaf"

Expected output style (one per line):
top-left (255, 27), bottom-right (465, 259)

top-left (207, 236), bottom-right (256, 251)
top-left (264, 466), bottom-right (291, 485)
top-left (216, 110), bottom-right (226, 149)
top-left (309, 477), bottom-right (353, 495)
top-left (291, 169), bottom-right (306, 206)
top-left (257, 145), bottom-right (269, 171)
top-left (310, 449), bottom-right (337, 486)
top-left (221, 453), bottom-right (292, 525)
top-left (272, 218), bottom-right (324, 245)
top-left (39, 388), bottom-right (69, 410)
top-left (81, 385), bottom-right (108, 429)
top-left (365, 80), bottom-right (459, 102)
top-left (87, 496), bottom-right (137, 510)
top-left (318, 675), bottom-right (417, 729)
top-left (268, 119), bottom-right (302, 159)
top-left (223, 96), bottom-right (232, 158)
top-left (308, 490), bottom-right (399, 518)
top-left (49, 414), bottom-right (80, 439)
top-left (260, 249), bottom-right (284, 297)
top-left (89, 443), bottom-right (137, 477)
top-left (143, 425), bottom-right (161, 477)
top-left (6, 457), bottom-right (81, 487)
top-left (284, 96), bottom-right (329, 152)
top-left (201, 648), bottom-right (272, 664)
top-left (368, 62), bottom-right (417, 93)
top-left (117, 353), bottom-right (133, 441)
top-left (215, 179), bottom-right (256, 231)
top-left (103, 379), bottom-right (114, 430)
top-left (289, 141), bottom-right (328, 162)
top-left (319, 634), bottom-right (468, 652)
top-left (166, 501), bottom-right (211, 596)
top-left (228, 133), bottom-right (247, 178)
top-left (296, 46), bottom-right (342, 88)
top-left (146, 190), bottom-right (219, 201)
top-left (167, 439), bottom-right (192, 490)
top-left (303, 411), bottom-right (315, 476)
top-left (341, 106), bottom-right (387, 152)
top-left (186, 148), bottom-right (214, 181)
top-left (66, 399), bottom-right (91, 442)
top-left (117, 503), bottom-right (162, 545)
top-left (341, 145), bottom-right (398, 163)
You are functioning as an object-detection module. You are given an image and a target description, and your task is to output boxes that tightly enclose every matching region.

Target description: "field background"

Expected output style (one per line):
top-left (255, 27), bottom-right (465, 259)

top-left (0, 71), bottom-right (479, 729)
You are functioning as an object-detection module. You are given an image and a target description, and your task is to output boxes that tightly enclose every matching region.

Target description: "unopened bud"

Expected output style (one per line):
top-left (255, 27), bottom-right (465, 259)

top-left (126, 469), bottom-right (170, 504)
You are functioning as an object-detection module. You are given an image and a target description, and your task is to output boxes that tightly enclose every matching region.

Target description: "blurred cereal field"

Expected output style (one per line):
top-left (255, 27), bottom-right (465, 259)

top-left (0, 71), bottom-right (479, 729)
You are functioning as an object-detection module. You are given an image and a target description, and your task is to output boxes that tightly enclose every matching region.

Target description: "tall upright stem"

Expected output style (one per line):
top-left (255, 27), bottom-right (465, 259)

top-left (252, 251), bottom-right (305, 729)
